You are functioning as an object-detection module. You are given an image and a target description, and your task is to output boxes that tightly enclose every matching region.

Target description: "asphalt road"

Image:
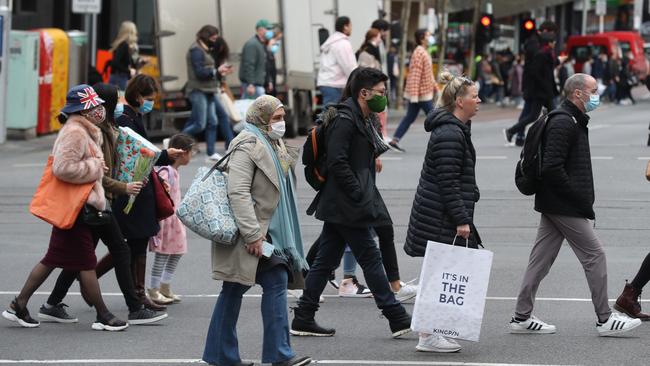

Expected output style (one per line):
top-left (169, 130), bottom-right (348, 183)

top-left (1, 93), bottom-right (650, 366)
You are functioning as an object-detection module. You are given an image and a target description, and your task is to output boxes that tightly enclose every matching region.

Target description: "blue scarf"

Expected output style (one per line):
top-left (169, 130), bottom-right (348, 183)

top-left (245, 123), bottom-right (308, 272)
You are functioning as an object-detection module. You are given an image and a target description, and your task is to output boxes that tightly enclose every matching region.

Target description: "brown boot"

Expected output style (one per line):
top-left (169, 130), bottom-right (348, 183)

top-left (132, 255), bottom-right (167, 312)
top-left (614, 282), bottom-right (650, 321)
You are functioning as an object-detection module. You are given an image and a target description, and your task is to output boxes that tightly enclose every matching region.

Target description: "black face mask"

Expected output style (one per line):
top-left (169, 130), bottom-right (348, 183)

top-left (205, 40), bottom-right (216, 48)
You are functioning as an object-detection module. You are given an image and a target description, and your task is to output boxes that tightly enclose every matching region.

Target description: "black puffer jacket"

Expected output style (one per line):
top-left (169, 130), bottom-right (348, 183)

top-left (522, 35), bottom-right (558, 101)
top-left (404, 109), bottom-right (481, 257)
top-left (535, 100), bottom-right (595, 219)
top-left (313, 98), bottom-right (392, 228)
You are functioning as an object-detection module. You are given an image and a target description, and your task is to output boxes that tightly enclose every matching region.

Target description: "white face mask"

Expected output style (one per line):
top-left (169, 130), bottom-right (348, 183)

top-left (269, 120), bottom-right (286, 140)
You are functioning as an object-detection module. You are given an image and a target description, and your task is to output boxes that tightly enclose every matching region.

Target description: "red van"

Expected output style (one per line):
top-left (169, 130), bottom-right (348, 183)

top-left (565, 34), bottom-right (620, 73)
top-left (603, 31), bottom-right (649, 82)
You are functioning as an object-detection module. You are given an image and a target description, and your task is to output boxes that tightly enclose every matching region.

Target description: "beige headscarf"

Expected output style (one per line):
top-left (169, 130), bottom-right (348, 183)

top-left (245, 95), bottom-right (294, 174)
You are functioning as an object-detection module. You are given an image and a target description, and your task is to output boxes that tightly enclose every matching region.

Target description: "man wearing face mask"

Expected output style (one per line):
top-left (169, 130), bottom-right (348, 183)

top-left (240, 19), bottom-right (274, 99)
top-left (508, 74), bottom-right (642, 337)
top-left (503, 21), bottom-right (561, 146)
top-left (292, 67), bottom-right (412, 339)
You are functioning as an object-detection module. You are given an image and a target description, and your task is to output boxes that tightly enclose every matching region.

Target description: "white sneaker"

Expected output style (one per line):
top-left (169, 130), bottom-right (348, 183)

top-left (207, 153), bottom-right (223, 162)
top-left (416, 334), bottom-right (461, 353)
top-left (338, 278), bottom-right (372, 298)
top-left (597, 312), bottom-right (642, 337)
top-left (287, 289), bottom-right (324, 303)
top-left (394, 281), bottom-right (418, 302)
top-left (509, 315), bottom-right (556, 334)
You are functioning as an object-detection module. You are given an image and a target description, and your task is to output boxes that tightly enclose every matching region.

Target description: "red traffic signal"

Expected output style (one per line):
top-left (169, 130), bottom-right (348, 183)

top-left (480, 16), bottom-right (491, 27)
top-left (523, 19), bottom-right (535, 31)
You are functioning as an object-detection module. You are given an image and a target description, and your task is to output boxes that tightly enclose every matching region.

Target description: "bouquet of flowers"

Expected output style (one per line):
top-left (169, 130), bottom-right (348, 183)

top-left (115, 126), bottom-right (161, 214)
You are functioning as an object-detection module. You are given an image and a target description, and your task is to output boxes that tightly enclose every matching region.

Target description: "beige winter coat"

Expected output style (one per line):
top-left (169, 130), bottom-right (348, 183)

top-left (211, 130), bottom-right (299, 286)
top-left (51, 115), bottom-right (106, 211)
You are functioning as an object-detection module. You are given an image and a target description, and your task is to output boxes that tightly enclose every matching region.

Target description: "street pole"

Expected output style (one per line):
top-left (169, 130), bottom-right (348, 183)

top-left (467, 0), bottom-right (482, 79)
top-left (436, 0), bottom-right (448, 80)
top-left (582, 0), bottom-right (589, 35)
top-left (396, 0), bottom-right (412, 110)
top-left (0, 0), bottom-right (11, 144)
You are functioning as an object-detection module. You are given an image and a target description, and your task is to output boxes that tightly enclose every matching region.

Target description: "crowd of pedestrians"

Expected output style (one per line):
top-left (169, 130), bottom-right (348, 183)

top-left (4, 14), bottom-right (650, 366)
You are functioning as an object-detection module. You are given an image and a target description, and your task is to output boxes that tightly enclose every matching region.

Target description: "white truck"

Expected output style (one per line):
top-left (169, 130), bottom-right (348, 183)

top-left (152, 0), bottom-right (380, 137)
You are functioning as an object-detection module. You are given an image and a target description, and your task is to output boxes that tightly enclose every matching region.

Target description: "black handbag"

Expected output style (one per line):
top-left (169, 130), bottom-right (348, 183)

top-left (81, 204), bottom-right (112, 226)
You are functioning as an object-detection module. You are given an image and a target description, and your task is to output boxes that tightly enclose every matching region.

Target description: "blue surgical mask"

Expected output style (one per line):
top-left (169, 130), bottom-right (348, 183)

top-left (139, 99), bottom-right (154, 114)
top-left (270, 43), bottom-right (280, 54)
top-left (114, 103), bottom-right (124, 119)
top-left (427, 35), bottom-right (435, 46)
top-left (584, 93), bottom-right (600, 113)
top-left (265, 30), bottom-right (274, 40)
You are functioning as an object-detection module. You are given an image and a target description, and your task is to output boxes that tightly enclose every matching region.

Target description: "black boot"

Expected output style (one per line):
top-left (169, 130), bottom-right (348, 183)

top-left (290, 307), bottom-right (335, 337)
top-left (385, 308), bottom-right (412, 338)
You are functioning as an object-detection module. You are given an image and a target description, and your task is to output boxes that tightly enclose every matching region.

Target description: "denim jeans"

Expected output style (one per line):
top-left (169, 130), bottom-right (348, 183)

top-left (182, 91), bottom-right (218, 156)
top-left (203, 266), bottom-right (294, 365)
top-left (298, 222), bottom-right (404, 317)
top-left (214, 94), bottom-right (234, 151)
top-left (320, 86), bottom-right (343, 108)
top-left (109, 73), bottom-right (129, 91)
top-left (393, 100), bottom-right (434, 141)
top-left (342, 246), bottom-right (356, 277)
top-left (47, 214), bottom-right (140, 312)
top-left (240, 85), bottom-right (266, 99)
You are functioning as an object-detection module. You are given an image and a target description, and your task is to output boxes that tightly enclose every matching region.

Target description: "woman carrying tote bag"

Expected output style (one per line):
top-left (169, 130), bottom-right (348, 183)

top-left (2, 85), bottom-right (128, 331)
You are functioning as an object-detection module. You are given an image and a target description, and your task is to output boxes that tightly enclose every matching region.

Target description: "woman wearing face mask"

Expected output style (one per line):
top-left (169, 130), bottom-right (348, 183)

top-left (98, 75), bottom-right (185, 312)
top-left (182, 25), bottom-right (234, 161)
top-left (203, 95), bottom-right (311, 366)
top-left (389, 29), bottom-right (436, 152)
top-left (265, 29), bottom-right (282, 96)
top-left (2, 85), bottom-right (128, 331)
top-left (404, 72), bottom-right (482, 352)
top-left (357, 29), bottom-right (382, 70)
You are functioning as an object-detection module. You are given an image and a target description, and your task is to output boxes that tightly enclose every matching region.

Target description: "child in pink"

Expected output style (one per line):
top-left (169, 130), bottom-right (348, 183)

top-left (148, 134), bottom-right (194, 304)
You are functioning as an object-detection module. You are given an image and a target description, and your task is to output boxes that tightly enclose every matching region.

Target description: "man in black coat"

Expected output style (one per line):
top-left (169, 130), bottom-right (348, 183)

top-left (291, 68), bottom-right (412, 339)
top-left (503, 21), bottom-right (561, 145)
top-left (508, 73), bottom-right (642, 337)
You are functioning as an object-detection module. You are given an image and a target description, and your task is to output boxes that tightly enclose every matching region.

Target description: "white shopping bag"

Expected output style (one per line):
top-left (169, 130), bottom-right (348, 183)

top-left (411, 239), bottom-right (493, 342)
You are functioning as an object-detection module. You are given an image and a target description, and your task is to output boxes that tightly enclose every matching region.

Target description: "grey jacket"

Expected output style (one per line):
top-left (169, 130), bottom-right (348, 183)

top-left (211, 130), bottom-right (300, 286)
top-left (239, 36), bottom-right (267, 86)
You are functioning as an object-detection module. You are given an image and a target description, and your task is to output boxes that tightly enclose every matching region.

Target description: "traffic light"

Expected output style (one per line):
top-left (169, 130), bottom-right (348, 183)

top-left (476, 13), bottom-right (494, 50)
top-left (521, 18), bottom-right (536, 41)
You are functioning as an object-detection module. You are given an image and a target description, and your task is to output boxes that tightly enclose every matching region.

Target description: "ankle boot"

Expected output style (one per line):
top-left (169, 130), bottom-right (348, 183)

top-left (147, 288), bottom-right (174, 305)
top-left (159, 283), bottom-right (181, 303)
top-left (95, 254), bottom-right (114, 279)
top-left (132, 255), bottom-right (166, 312)
top-left (614, 282), bottom-right (650, 321)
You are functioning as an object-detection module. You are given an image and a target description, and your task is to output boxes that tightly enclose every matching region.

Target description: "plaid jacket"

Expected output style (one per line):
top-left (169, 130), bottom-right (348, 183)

top-left (404, 46), bottom-right (435, 103)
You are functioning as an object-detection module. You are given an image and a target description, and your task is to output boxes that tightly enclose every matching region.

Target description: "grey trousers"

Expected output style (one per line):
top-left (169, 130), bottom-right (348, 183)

top-left (515, 214), bottom-right (612, 322)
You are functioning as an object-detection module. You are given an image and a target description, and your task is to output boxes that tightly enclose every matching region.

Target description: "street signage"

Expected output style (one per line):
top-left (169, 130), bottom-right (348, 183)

top-left (595, 0), bottom-right (606, 16)
top-left (72, 0), bottom-right (101, 14)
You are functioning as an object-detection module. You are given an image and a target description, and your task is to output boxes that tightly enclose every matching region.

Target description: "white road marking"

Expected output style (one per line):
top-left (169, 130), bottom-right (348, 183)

top-left (477, 156), bottom-right (508, 160)
top-left (0, 360), bottom-right (576, 365)
top-left (637, 157), bottom-right (650, 160)
top-left (589, 125), bottom-right (610, 130)
top-left (0, 291), bottom-right (647, 302)
top-left (380, 157), bottom-right (403, 161)
top-left (590, 156), bottom-right (613, 160)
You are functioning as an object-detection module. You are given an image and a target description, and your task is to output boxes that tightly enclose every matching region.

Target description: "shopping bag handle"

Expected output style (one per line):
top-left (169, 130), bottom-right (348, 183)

top-left (452, 235), bottom-right (469, 248)
top-left (201, 139), bottom-right (256, 182)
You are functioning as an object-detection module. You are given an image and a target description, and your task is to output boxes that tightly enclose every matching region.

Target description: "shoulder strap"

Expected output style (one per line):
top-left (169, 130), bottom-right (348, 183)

top-left (201, 138), bottom-right (256, 182)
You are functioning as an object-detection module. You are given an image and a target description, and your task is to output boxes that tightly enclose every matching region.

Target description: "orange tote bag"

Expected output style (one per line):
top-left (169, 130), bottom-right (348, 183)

top-left (30, 155), bottom-right (95, 229)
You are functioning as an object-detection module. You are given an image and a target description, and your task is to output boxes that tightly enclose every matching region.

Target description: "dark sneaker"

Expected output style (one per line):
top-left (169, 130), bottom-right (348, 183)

top-left (389, 141), bottom-right (406, 153)
top-left (128, 308), bottom-right (168, 325)
top-left (502, 128), bottom-right (514, 144)
top-left (38, 303), bottom-right (78, 323)
top-left (291, 316), bottom-right (335, 337)
top-left (273, 356), bottom-right (312, 366)
top-left (91, 312), bottom-right (129, 332)
top-left (388, 312), bottom-right (412, 338)
top-left (2, 298), bottom-right (39, 328)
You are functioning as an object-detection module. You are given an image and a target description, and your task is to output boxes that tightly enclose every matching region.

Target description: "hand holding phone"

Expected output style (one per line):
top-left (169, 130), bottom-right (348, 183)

top-left (261, 241), bottom-right (274, 258)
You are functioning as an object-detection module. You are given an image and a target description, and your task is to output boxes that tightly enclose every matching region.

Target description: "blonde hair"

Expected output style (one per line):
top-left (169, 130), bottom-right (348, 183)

top-left (111, 21), bottom-right (138, 51)
top-left (435, 71), bottom-right (475, 112)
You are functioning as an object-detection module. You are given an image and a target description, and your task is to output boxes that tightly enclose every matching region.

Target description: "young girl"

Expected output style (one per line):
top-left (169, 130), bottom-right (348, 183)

top-left (147, 133), bottom-right (194, 304)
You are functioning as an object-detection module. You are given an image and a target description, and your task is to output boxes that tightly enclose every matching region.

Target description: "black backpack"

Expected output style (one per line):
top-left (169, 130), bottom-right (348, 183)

top-left (515, 110), bottom-right (574, 195)
top-left (302, 106), bottom-right (339, 191)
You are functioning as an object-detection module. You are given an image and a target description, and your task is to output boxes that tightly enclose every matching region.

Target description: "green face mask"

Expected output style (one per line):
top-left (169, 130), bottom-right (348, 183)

top-left (367, 94), bottom-right (387, 113)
